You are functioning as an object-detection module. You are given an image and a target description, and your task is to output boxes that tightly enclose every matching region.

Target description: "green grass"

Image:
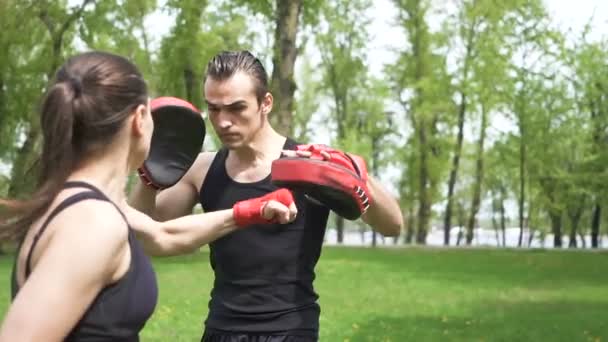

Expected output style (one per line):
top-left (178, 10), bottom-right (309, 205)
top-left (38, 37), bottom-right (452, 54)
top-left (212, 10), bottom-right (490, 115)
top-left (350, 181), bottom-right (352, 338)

top-left (1, 246), bottom-right (607, 341)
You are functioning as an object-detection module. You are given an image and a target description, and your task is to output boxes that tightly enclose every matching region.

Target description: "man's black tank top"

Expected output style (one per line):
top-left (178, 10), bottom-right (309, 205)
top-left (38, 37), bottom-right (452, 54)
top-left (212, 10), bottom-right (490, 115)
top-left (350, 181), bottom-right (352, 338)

top-left (199, 138), bottom-right (330, 336)
top-left (11, 181), bottom-right (158, 341)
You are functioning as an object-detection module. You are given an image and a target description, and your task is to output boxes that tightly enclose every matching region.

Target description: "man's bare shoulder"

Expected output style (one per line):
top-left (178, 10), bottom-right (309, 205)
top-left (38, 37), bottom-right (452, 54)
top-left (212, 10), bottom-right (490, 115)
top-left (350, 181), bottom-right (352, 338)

top-left (186, 151), bottom-right (217, 192)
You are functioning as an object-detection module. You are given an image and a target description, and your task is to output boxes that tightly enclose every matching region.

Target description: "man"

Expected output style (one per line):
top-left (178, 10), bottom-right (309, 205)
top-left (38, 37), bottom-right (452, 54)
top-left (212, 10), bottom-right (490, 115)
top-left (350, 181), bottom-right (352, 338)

top-left (129, 50), bottom-right (403, 341)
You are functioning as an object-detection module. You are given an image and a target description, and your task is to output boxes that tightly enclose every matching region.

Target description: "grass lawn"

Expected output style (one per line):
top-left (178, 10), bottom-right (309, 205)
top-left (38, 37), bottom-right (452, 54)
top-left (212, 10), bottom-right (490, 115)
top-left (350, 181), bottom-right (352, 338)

top-left (1, 246), bottom-right (607, 341)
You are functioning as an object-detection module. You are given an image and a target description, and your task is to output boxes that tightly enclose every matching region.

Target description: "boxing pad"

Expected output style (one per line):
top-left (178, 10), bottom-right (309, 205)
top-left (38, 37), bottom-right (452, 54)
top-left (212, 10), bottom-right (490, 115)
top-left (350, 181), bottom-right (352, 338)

top-left (271, 144), bottom-right (371, 220)
top-left (138, 97), bottom-right (206, 190)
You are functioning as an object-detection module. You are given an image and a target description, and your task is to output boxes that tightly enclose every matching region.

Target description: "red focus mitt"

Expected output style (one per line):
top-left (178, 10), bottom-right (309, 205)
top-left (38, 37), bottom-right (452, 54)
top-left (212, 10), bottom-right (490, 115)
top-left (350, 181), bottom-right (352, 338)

top-left (138, 97), bottom-right (206, 190)
top-left (271, 144), bottom-right (371, 220)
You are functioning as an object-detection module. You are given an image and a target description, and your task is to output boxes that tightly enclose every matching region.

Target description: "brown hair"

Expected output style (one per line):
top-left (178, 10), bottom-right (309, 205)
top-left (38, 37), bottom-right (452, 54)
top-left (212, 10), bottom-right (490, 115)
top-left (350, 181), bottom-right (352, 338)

top-left (205, 50), bottom-right (269, 104)
top-left (0, 51), bottom-right (148, 242)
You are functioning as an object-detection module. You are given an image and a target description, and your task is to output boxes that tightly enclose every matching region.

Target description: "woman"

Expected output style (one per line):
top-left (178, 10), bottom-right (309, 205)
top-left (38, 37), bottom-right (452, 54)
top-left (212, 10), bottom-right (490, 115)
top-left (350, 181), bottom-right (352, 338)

top-left (0, 51), bottom-right (296, 341)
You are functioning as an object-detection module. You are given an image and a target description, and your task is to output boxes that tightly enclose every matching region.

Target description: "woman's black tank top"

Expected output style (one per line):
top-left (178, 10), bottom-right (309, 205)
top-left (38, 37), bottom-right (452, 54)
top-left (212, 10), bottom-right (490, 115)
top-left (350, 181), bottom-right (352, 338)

top-left (10, 181), bottom-right (158, 341)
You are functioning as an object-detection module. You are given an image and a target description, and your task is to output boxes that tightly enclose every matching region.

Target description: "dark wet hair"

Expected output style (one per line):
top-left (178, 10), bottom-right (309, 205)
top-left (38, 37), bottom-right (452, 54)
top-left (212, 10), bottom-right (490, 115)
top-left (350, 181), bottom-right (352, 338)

top-left (205, 50), bottom-right (269, 103)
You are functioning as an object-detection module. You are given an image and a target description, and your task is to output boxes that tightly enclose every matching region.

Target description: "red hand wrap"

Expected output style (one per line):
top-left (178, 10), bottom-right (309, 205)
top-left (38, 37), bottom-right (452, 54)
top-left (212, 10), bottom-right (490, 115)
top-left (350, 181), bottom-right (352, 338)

top-left (232, 188), bottom-right (295, 227)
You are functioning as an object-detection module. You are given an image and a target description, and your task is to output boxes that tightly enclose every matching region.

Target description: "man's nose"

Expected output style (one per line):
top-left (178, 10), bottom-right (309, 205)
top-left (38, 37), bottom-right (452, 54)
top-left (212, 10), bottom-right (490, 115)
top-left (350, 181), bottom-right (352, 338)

top-left (216, 115), bottom-right (232, 129)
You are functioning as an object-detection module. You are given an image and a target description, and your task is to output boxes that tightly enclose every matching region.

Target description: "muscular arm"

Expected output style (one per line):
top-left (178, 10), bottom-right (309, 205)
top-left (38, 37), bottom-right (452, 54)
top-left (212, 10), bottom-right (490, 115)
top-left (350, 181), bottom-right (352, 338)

top-left (128, 152), bottom-right (214, 221)
top-left (0, 203), bottom-right (127, 342)
top-left (127, 152), bottom-right (220, 255)
top-left (361, 176), bottom-right (403, 237)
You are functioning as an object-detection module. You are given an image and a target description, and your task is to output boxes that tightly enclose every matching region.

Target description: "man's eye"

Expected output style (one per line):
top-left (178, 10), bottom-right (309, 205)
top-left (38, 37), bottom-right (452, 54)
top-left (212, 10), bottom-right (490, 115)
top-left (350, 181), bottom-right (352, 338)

top-left (229, 106), bottom-right (245, 113)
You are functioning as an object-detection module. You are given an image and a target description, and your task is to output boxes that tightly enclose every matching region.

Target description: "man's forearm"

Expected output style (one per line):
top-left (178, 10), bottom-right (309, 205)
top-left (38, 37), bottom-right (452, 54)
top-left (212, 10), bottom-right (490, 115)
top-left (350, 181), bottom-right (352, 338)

top-left (128, 181), bottom-right (158, 217)
top-left (362, 176), bottom-right (403, 237)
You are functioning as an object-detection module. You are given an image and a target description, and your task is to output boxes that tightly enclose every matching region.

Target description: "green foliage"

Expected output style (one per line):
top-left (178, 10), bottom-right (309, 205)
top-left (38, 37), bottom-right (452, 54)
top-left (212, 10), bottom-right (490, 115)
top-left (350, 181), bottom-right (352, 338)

top-left (292, 58), bottom-right (320, 143)
top-left (0, 0), bottom-right (607, 245)
top-left (315, 0), bottom-right (372, 142)
top-left (0, 1), bottom-right (49, 160)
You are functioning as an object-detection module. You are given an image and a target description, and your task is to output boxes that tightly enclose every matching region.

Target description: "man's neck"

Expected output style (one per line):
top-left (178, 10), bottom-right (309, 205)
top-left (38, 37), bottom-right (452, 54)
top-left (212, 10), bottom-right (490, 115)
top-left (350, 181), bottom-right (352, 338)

top-left (232, 125), bottom-right (286, 165)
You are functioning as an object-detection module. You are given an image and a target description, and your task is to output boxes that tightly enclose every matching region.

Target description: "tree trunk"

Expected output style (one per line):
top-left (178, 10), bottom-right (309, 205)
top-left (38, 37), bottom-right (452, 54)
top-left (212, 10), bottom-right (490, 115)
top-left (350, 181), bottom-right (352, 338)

top-left (179, 4), bottom-right (202, 108)
top-left (491, 191), bottom-right (500, 247)
top-left (591, 203), bottom-right (600, 248)
top-left (416, 122), bottom-right (431, 244)
top-left (371, 230), bottom-right (377, 247)
top-left (405, 205), bottom-right (415, 244)
top-left (442, 105), bottom-right (463, 246)
top-left (517, 125), bottom-right (526, 247)
top-left (499, 186), bottom-right (507, 247)
top-left (466, 103), bottom-right (487, 244)
top-left (568, 227), bottom-right (577, 248)
top-left (371, 139), bottom-right (380, 247)
top-left (184, 66), bottom-right (196, 104)
top-left (8, 112), bottom-right (41, 197)
top-left (443, 19), bottom-right (476, 247)
top-left (335, 215), bottom-right (344, 244)
top-left (0, 77), bottom-right (5, 148)
top-left (456, 201), bottom-right (465, 246)
top-left (568, 204), bottom-right (584, 248)
top-left (269, 0), bottom-right (302, 136)
top-left (359, 226), bottom-right (366, 244)
top-left (526, 200), bottom-right (534, 247)
top-left (407, 0), bottom-right (432, 245)
top-left (549, 210), bottom-right (562, 248)
top-left (578, 230), bottom-right (587, 249)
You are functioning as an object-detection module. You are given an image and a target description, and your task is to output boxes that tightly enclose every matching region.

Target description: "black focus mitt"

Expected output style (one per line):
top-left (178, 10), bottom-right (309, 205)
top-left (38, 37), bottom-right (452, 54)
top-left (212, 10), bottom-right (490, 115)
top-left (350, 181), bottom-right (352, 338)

top-left (138, 96), bottom-right (206, 190)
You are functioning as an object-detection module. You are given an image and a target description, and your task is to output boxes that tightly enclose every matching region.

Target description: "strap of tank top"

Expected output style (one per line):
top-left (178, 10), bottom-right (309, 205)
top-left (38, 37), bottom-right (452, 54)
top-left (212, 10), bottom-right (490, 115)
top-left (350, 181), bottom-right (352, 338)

top-left (24, 181), bottom-right (127, 278)
top-left (63, 181), bottom-right (129, 222)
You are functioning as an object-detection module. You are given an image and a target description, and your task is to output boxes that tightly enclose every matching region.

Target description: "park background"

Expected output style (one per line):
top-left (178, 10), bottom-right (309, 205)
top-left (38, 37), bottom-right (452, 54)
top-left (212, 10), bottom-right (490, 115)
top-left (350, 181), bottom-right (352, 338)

top-left (1, 0), bottom-right (608, 340)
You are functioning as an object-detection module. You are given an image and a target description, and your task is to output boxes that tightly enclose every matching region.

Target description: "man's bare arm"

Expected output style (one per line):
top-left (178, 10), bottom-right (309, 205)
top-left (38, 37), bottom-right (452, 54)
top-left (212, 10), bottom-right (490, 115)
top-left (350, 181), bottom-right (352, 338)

top-left (128, 152), bottom-right (215, 221)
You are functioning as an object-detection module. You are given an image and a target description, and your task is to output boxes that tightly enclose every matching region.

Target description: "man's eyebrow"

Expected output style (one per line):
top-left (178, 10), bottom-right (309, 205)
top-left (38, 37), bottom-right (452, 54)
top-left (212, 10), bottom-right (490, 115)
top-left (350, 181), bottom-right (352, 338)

top-left (206, 100), bottom-right (248, 108)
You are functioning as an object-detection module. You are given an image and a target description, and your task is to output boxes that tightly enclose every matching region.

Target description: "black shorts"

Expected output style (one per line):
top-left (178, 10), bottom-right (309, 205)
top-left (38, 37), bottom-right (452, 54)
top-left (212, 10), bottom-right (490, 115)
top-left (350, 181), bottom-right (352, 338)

top-left (201, 329), bottom-right (318, 342)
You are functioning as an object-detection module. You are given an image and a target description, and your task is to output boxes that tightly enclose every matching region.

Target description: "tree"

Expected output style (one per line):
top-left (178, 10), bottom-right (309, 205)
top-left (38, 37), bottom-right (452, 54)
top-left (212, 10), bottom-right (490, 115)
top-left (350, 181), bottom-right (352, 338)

top-left (231, 0), bottom-right (323, 136)
top-left (315, 0), bottom-right (372, 243)
top-left (8, 0), bottom-right (95, 197)
top-left (390, 0), bottom-right (453, 243)
top-left (155, 1), bottom-right (251, 150)
top-left (566, 28), bottom-right (608, 248)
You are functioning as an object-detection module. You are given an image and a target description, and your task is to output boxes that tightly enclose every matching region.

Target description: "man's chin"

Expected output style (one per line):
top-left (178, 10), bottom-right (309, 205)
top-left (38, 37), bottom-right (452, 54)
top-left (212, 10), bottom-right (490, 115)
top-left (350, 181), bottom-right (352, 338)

top-left (221, 139), bottom-right (243, 149)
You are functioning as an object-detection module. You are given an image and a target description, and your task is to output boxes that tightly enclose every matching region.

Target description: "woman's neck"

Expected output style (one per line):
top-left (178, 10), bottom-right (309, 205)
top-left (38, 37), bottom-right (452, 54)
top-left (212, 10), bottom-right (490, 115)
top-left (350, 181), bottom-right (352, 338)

top-left (67, 147), bottom-right (131, 204)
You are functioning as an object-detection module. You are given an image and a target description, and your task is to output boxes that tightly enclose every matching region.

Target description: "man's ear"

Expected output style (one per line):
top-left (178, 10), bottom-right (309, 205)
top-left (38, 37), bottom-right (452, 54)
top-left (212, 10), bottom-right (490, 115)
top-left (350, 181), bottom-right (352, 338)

top-left (131, 103), bottom-right (148, 137)
top-left (261, 92), bottom-right (273, 115)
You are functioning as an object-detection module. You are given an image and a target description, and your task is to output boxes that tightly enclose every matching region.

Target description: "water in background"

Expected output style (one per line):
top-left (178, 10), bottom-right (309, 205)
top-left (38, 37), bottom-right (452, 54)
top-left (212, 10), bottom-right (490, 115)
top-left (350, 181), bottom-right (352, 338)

top-left (323, 226), bottom-right (607, 249)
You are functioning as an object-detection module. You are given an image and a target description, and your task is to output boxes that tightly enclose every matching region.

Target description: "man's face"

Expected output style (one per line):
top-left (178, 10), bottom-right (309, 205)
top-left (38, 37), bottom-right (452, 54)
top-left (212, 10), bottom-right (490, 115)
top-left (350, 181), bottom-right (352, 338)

top-left (204, 71), bottom-right (271, 149)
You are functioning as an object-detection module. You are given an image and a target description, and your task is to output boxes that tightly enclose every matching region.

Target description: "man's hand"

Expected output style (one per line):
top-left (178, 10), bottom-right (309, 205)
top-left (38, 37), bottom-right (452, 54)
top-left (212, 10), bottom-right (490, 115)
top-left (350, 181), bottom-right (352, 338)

top-left (279, 144), bottom-right (402, 236)
top-left (285, 144), bottom-right (369, 186)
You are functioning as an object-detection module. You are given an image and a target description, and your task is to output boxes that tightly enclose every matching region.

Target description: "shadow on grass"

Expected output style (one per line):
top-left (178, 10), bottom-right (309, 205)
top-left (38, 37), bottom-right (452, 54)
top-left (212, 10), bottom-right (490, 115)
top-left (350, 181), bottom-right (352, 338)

top-left (341, 299), bottom-right (608, 342)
